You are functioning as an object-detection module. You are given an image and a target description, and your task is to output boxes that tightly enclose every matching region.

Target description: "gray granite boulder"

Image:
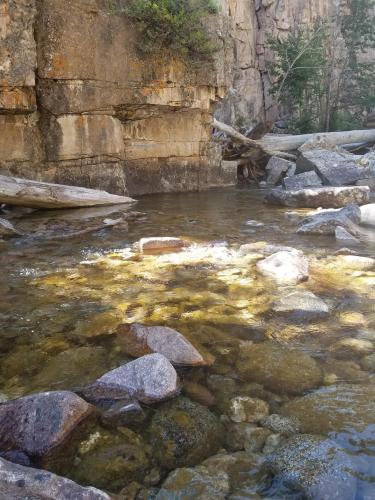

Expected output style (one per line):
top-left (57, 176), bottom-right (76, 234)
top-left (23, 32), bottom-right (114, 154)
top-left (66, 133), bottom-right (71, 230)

top-left (265, 186), bottom-right (370, 208)
top-left (360, 204), bottom-right (375, 227)
top-left (265, 157), bottom-right (296, 186)
top-left (283, 171), bottom-right (322, 190)
top-left (297, 205), bottom-right (361, 235)
top-left (335, 226), bottom-right (360, 243)
top-left (0, 458), bottom-right (110, 499)
top-left (0, 391), bottom-right (94, 458)
top-left (265, 434), bottom-right (357, 500)
top-left (257, 250), bottom-right (309, 285)
top-left (82, 353), bottom-right (180, 404)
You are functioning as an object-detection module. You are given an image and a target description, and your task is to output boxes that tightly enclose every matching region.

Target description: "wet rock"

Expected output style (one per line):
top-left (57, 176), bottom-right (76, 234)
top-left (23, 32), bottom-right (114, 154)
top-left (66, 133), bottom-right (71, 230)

top-left (82, 353), bottom-right (180, 404)
top-left (206, 375), bottom-right (239, 412)
top-left (361, 353), bottom-right (375, 371)
top-left (322, 359), bottom-right (369, 384)
top-left (0, 451), bottom-right (31, 468)
top-left (0, 391), bottom-right (94, 458)
top-left (182, 381), bottom-right (216, 407)
top-left (225, 422), bottom-right (260, 451)
top-left (360, 203), bottom-right (375, 227)
top-left (297, 205), bottom-right (361, 235)
top-left (329, 338), bottom-right (374, 360)
top-left (283, 171), bottom-right (322, 190)
top-left (139, 237), bottom-right (188, 252)
top-left (335, 226), bottom-right (360, 243)
top-left (281, 384), bottom-right (375, 433)
top-left (116, 323), bottom-right (214, 366)
top-left (262, 433), bottom-right (283, 455)
top-left (0, 457), bottom-right (110, 499)
top-left (229, 397), bottom-right (269, 423)
top-left (71, 427), bottom-right (151, 492)
top-left (272, 290), bottom-right (330, 319)
top-left (265, 157), bottom-right (296, 186)
top-left (0, 218), bottom-right (21, 238)
top-left (32, 346), bottom-right (109, 391)
top-left (265, 186), bottom-right (370, 208)
top-left (236, 342), bottom-right (322, 395)
top-left (265, 434), bottom-right (357, 500)
top-left (100, 400), bottom-right (146, 428)
top-left (298, 149), bottom-right (370, 186)
top-left (156, 465), bottom-right (230, 500)
top-left (244, 427), bottom-right (272, 453)
top-left (261, 414), bottom-right (300, 436)
top-left (257, 251), bottom-right (309, 285)
top-left (149, 397), bottom-right (223, 469)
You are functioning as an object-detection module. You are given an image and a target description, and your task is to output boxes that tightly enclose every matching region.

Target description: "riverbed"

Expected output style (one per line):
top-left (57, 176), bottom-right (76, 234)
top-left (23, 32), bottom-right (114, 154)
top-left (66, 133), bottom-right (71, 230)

top-left (1, 187), bottom-right (375, 498)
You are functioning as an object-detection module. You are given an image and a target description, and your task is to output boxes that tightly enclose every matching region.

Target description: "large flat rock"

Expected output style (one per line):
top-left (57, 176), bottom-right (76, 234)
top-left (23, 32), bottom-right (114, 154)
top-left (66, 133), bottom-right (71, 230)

top-left (265, 186), bottom-right (370, 208)
top-left (0, 391), bottom-right (94, 458)
top-left (0, 458), bottom-right (110, 499)
top-left (82, 353), bottom-right (180, 404)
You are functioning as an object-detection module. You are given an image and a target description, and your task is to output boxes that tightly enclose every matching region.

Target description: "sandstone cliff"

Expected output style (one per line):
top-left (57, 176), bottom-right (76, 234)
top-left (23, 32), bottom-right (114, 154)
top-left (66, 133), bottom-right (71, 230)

top-left (0, 0), bottom-right (336, 196)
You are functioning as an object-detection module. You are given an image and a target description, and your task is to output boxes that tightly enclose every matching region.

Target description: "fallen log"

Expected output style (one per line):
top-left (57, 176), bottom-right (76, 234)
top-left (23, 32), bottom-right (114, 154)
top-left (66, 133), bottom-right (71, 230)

top-left (213, 119), bottom-right (375, 154)
top-left (0, 175), bottom-right (135, 209)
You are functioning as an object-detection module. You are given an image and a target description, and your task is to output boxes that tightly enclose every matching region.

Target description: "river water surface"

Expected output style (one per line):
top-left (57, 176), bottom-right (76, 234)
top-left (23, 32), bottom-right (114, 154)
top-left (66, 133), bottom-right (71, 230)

top-left (1, 187), bottom-right (375, 498)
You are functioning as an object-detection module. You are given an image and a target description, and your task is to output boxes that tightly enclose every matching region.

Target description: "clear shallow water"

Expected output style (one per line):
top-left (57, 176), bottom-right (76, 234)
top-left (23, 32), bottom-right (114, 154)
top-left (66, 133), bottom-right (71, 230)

top-left (1, 187), bottom-right (375, 497)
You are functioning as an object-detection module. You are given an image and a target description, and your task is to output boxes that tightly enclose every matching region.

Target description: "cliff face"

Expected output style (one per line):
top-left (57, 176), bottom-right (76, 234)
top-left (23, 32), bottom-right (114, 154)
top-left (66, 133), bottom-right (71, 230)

top-left (0, 0), bottom-right (335, 196)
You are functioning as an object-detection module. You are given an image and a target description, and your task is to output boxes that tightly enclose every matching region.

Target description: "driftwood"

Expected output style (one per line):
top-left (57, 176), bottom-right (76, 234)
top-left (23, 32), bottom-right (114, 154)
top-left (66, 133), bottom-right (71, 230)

top-left (214, 119), bottom-right (375, 155)
top-left (0, 175), bottom-right (135, 209)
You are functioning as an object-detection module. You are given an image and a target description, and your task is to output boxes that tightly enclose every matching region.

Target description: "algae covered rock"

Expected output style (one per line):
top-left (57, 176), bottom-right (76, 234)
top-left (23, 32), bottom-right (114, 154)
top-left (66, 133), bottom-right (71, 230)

top-left (149, 397), bottom-right (223, 469)
top-left (236, 342), bottom-right (322, 395)
top-left (281, 384), bottom-right (375, 434)
top-left (265, 434), bottom-right (357, 500)
top-left (72, 427), bottom-right (151, 492)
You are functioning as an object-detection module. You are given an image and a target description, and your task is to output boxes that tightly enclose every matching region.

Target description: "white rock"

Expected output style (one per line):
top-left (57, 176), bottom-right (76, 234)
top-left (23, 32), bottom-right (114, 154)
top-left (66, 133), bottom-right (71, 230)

top-left (257, 251), bottom-right (309, 285)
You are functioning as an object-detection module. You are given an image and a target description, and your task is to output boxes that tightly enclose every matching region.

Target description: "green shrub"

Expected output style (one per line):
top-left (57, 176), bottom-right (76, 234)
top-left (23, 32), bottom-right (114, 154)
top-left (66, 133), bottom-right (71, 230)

top-left (112, 0), bottom-right (219, 61)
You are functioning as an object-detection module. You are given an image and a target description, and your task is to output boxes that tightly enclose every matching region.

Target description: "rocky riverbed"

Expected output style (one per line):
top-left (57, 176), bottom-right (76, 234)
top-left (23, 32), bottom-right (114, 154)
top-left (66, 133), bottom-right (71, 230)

top-left (0, 187), bottom-right (375, 499)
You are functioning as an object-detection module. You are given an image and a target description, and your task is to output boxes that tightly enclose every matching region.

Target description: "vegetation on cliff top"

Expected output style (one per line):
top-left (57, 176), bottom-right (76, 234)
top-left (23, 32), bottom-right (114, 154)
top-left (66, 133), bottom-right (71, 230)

top-left (112, 0), bottom-right (219, 61)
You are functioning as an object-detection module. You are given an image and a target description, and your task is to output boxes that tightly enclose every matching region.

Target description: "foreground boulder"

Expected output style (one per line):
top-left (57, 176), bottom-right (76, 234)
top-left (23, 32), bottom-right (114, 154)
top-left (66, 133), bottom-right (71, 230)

top-left (82, 353), bottom-right (180, 404)
top-left (281, 384), bottom-right (375, 434)
top-left (149, 397), bottom-right (223, 469)
top-left (116, 323), bottom-right (214, 366)
top-left (265, 434), bottom-right (357, 500)
top-left (297, 205), bottom-right (361, 235)
top-left (236, 342), bottom-right (322, 395)
top-left (257, 250), bottom-right (309, 285)
top-left (0, 458), bottom-right (110, 499)
top-left (297, 149), bottom-right (370, 186)
top-left (0, 391), bottom-right (94, 458)
top-left (265, 186), bottom-right (370, 208)
top-left (272, 290), bottom-right (330, 319)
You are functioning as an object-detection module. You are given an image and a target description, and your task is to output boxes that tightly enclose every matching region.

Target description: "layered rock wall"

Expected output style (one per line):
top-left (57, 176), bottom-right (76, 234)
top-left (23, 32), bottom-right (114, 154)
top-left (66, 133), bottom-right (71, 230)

top-left (0, 0), bottom-right (338, 195)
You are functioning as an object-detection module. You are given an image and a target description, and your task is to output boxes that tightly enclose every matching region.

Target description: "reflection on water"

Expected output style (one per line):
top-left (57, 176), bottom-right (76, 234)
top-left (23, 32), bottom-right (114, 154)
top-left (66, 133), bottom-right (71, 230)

top-left (1, 187), bottom-right (375, 497)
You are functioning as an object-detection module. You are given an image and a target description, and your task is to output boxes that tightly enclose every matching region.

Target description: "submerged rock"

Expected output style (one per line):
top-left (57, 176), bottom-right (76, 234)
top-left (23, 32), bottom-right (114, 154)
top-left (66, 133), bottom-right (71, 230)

top-left (0, 391), bottom-right (94, 458)
top-left (256, 251), bottom-right (309, 285)
top-left (82, 353), bottom-right (180, 404)
top-left (100, 399), bottom-right (146, 428)
top-left (281, 384), bottom-right (375, 434)
top-left (272, 290), bottom-right (330, 319)
top-left (335, 255), bottom-right (375, 271)
top-left (182, 381), bottom-right (216, 407)
top-left (265, 186), bottom-right (370, 208)
top-left (0, 457), bottom-right (111, 499)
top-left (265, 434), bottom-right (357, 500)
top-left (149, 397), bottom-right (223, 469)
top-left (156, 465), bottom-right (229, 500)
top-left (229, 396), bottom-right (269, 423)
top-left (329, 338), bottom-right (374, 360)
top-left (116, 323), bottom-right (214, 366)
top-left (236, 342), bottom-right (322, 395)
top-left (261, 414), bottom-right (300, 436)
top-left (71, 427), bottom-right (151, 492)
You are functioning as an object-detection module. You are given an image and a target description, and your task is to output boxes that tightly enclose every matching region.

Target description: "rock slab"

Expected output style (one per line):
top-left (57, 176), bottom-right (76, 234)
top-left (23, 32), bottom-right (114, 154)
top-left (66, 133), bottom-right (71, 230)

top-left (116, 323), bottom-right (214, 366)
top-left (272, 290), bottom-right (330, 319)
top-left (0, 391), bottom-right (94, 458)
top-left (82, 353), bottom-right (180, 404)
top-left (265, 186), bottom-right (370, 208)
top-left (0, 457), bottom-right (110, 499)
